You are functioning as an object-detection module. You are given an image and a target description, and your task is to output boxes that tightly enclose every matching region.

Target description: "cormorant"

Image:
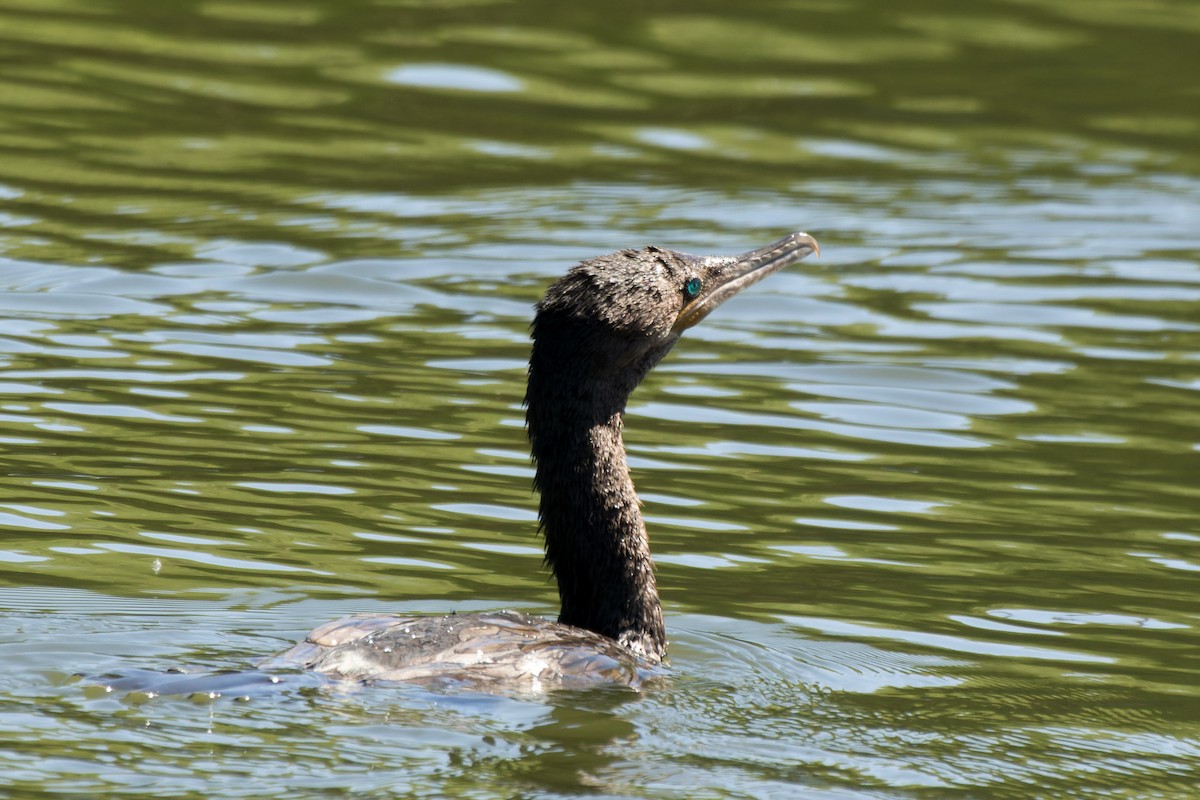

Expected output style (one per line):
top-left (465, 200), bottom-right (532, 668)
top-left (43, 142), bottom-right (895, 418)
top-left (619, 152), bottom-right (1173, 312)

top-left (264, 232), bottom-right (820, 688)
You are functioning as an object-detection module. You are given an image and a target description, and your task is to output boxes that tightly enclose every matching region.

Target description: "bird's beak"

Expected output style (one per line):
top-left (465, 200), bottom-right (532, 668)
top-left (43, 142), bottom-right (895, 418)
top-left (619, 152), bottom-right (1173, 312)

top-left (673, 232), bottom-right (820, 333)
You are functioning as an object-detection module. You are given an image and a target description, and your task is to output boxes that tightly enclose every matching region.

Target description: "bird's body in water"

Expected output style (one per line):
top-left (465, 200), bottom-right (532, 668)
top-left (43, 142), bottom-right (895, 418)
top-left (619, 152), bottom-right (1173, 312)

top-left (265, 232), bottom-right (819, 689)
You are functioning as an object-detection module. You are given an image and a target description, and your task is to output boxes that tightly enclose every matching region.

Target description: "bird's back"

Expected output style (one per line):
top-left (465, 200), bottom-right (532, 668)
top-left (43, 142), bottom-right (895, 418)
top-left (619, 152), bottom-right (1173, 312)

top-left (261, 610), bottom-right (656, 689)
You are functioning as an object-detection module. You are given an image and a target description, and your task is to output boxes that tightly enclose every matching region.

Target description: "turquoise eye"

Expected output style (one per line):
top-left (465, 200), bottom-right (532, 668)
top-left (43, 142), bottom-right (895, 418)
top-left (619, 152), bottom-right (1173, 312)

top-left (684, 277), bottom-right (702, 298)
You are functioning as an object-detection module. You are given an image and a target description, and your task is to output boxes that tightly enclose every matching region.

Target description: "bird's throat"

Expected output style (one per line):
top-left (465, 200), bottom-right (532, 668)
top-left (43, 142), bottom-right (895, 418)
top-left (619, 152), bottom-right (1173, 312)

top-left (525, 375), bottom-right (667, 661)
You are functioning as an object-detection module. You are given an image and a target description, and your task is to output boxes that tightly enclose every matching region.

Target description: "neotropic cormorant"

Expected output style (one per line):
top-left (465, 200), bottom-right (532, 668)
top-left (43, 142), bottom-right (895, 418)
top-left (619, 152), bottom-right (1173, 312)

top-left (265, 232), bottom-right (820, 688)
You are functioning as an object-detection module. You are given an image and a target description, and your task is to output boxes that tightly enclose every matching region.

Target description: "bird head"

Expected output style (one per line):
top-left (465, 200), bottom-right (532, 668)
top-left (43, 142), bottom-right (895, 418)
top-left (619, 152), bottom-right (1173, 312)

top-left (531, 232), bottom-right (819, 383)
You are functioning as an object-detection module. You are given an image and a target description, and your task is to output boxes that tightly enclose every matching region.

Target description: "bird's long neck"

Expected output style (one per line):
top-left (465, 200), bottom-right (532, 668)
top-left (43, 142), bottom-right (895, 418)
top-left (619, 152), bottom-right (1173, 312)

top-left (525, 342), bottom-right (667, 662)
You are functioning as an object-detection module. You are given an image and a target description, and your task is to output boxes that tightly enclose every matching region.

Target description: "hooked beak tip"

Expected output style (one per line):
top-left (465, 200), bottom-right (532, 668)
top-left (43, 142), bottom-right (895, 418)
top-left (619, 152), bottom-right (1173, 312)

top-left (795, 231), bottom-right (819, 259)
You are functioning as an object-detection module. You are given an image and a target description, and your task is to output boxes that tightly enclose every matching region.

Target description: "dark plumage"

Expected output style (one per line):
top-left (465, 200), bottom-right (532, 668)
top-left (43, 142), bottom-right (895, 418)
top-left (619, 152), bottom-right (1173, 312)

top-left (267, 232), bottom-right (819, 688)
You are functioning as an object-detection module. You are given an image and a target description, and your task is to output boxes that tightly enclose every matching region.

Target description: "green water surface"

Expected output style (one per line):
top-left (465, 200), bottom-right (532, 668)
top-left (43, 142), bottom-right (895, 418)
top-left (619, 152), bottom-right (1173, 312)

top-left (1, 1), bottom-right (1199, 797)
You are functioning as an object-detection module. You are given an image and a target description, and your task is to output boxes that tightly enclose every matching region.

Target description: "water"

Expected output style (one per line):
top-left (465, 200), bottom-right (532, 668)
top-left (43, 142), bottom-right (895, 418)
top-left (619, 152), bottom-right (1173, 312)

top-left (2, 0), bottom-right (1199, 797)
